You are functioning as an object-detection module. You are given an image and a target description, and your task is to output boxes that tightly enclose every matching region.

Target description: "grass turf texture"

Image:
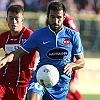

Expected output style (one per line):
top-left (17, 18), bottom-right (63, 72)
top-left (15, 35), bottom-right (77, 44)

top-left (66, 94), bottom-right (100, 100)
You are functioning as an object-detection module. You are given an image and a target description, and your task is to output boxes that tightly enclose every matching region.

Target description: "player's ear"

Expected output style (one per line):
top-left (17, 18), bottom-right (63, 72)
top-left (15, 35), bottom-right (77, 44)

top-left (45, 16), bottom-right (49, 26)
top-left (22, 17), bottom-right (24, 23)
top-left (6, 17), bottom-right (8, 23)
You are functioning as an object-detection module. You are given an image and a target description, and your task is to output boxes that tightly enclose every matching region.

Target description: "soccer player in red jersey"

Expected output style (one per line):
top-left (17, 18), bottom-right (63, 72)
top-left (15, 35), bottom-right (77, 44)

top-left (0, 5), bottom-right (36, 100)
top-left (46, 13), bottom-right (83, 100)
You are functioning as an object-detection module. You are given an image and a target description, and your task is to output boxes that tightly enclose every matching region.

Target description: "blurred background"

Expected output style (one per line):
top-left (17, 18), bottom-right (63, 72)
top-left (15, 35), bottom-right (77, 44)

top-left (0, 0), bottom-right (100, 99)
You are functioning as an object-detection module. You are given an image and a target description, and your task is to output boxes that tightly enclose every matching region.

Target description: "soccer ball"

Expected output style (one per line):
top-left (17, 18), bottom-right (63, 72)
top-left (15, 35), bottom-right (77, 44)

top-left (36, 64), bottom-right (59, 88)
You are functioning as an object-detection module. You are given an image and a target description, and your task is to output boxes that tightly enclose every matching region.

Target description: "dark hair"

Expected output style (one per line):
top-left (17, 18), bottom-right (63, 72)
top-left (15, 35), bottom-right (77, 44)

top-left (7, 5), bottom-right (24, 15)
top-left (47, 2), bottom-right (66, 17)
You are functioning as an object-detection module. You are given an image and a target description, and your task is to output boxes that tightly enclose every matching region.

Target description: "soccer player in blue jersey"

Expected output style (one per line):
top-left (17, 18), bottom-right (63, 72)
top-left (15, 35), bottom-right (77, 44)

top-left (0, 2), bottom-right (85, 100)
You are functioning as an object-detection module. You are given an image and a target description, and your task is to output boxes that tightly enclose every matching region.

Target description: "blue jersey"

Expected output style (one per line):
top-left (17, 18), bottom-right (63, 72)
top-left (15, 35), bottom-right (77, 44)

top-left (21, 25), bottom-right (83, 99)
top-left (21, 25), bottom-right (83, 86)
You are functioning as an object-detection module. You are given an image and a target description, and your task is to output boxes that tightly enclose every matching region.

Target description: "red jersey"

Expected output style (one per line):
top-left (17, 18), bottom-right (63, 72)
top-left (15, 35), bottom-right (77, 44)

top-left (0, 26), bottom-right (36, 87)
top-left (63, 14), bottom-right (79, 32)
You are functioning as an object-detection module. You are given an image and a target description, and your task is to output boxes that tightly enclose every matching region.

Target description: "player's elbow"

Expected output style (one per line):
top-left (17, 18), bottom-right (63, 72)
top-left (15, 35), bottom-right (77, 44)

top-left (80, 60), bottom-right (85, 69)
top-left (81, 63), bottom-right (85, 69)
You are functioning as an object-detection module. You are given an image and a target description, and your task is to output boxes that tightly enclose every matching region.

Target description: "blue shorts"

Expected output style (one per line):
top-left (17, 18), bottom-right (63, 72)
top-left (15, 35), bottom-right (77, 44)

top-left (27, 72), bottom-right (69, 100)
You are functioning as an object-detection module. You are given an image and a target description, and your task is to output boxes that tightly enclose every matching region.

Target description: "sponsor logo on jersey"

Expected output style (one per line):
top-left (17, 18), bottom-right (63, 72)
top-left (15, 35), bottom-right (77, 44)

top-left (5, 44), bottom-right (20, 54)
top-left (43, 41), bottom-right (50, 44)
top-left (22, 39), bottom-right (27, 44)
top-left (14, 45), bottom-right (20, 50)
top-left (47, 48), bottom-right (68, 60)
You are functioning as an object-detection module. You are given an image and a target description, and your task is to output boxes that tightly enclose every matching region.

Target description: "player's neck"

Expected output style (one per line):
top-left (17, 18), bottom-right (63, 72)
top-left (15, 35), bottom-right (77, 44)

top-left (11, 31), bottom-right (21, 36)
top-left (55, 27), bottom-right (63, 35)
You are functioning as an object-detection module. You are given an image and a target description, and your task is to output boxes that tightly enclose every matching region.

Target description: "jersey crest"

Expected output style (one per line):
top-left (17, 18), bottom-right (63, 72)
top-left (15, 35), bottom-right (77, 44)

top-left (63, 39), bottom-right (70, 45)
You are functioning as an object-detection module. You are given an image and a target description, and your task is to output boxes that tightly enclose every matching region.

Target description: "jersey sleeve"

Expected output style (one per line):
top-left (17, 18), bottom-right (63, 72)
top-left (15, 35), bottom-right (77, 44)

top-left (72, 32), bottom-right (84, 55)
top-left (21, 32), bottom-right (38, 53)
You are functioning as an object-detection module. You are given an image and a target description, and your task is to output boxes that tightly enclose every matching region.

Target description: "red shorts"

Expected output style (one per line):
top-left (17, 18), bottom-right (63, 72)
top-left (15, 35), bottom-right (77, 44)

top-left (70, 70), bottom-right (78, 82)
top-left (0, 84), bottom-right (27, 100)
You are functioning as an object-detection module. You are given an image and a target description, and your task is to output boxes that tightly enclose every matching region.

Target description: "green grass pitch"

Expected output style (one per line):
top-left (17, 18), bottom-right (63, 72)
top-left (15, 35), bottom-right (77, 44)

top-left (66, 94), bottom-right (100, 100)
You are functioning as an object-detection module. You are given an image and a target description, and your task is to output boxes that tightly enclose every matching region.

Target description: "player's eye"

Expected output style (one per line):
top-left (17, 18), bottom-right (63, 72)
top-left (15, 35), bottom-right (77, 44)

top-left (50, 15), bottom-right (55, 18)
top-left (57, 16), bottom-right (62, 19)
top-left (15, 18), bottom-right (19, 21)
top-left (9, 17), bottom-right (14, 20)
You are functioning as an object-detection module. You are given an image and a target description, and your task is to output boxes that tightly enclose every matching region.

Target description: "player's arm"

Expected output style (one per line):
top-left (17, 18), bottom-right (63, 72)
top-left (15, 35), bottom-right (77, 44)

top-left (0, 47), bottom-right (26, 68)
top-left (72, 53), bottom-right (85, 70)
top-left (64, 53), bottom-right (85, 75)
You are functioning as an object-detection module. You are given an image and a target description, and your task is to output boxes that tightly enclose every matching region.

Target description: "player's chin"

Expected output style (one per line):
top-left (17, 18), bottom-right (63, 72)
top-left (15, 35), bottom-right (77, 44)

top-left (52, 26), bottom-right (59, 31)
top-left (11, 28), bottom-right (18, 32)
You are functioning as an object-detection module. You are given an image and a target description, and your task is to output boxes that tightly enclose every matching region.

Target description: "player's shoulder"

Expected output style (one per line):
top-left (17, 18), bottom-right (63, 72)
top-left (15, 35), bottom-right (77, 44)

top-left (22, 26), bottom-right (33, 35)
top-left (34, 26), bottom-right (48, 34)
top-left (63, 25), bottom-right (74, 31)
top-left (63, 26), bottom-right (77, 35)
top-left (0, 31), bottom-right (10, 37)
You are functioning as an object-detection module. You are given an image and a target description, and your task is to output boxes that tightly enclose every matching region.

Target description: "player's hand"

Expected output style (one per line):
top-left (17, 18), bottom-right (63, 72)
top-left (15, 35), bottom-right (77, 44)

top-left (0, 57), bottom-right (7, 68)
top-left (63, 62), bottom-right (74, 75)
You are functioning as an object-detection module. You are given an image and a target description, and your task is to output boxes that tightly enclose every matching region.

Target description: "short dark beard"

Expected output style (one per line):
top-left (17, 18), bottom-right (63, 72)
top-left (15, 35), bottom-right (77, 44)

top-left (49, 25), bottom-right (62, 34)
